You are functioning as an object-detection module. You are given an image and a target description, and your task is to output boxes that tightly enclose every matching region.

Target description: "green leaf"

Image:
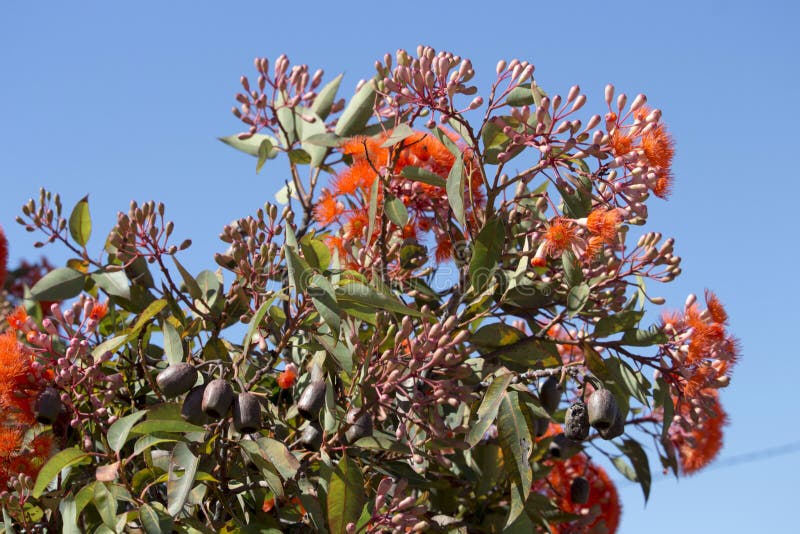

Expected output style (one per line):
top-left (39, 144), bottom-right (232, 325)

top-left (472, 323), bottom-right (560, 369)
top-left (93, 482), bottom-right (117, 526)
top-left (33, 447), bottom-right (90, 498)
top-left (304, 132), bottom-right (344, 148)
top-left (130, 419), bottom-right (204, 436)
top-left (30, 268), bottom-right (85, 302)
top-left (167, 442), bottom-right (199, 516)
top-left (400, 166), bottom-right (446, 188)
top-left (611, 456), bottom-right (637, 482)
top-left (162, 322), bottom-right (183, 365)
top-left (256, 438), bottom-right (301, 480)
top-left (379, 123), bottom-right (415, 147)
top-left (446, 155), bottom-right (466, 228)
top-left (566, 282), bottom-right (590, 317)
top-left (92, 270), bottom-right (131, 300)
top-left (656, 377), bottom-right (674, 441)
top-left (59, 495), bottom-right (79, 534)
top-left (256, 137), bottom-right (277, 173)
top-left (285, 245), bottom-right (312, 294)
top-left (139, 503), bottom-right (175, 534)
top-left (242, 296), bottom-right (274, 358)
top-left (300, 236), bottom-right (332, 271)
top-left (195, 270), bottom-right (221, 308)
top-left (310, 274), bottom-right (341, 340)
top-left (326, 454), bottom-right (367, 534)
top-left (621, 325), bottom-right (668, 346)
top-left (313, 74), bottom-right (343, 120)
top-left (335, 80), bottom-right (376, 136)
top-left (107, 411), bottom-right (148, 454)
top-left (594, 310), bottom-right (644, 338)
top-left (171, 257), bottom-right (202, 300)
top-left (133, 436), bottom-right (177, 457)
top-left (617, 359), bottom-right (651, 406)
top-left (498, 391), bottom-right (532, 504)
top-left (336, 281), bottom-right (421, 317)
top-left (470, 218), bottom-right (504, 292)
top-left (384, 195), bottom-right (409, 227)
top-left (561, 250), bottom-right (583, 288)
top-left (68, 195), bottom-right (91, 246)
top-left (618, 439), bottom-right (652, 503)
top-left (219, 134), bottom-right (280, 157)
top-left (366, 174), bottom-right (379, 244)
top-left (467, 372), bottom-right (514, 447)
top-left (299, 108), bottom-right (328, 168)
top-left (506, 83), bottom-right (535, 106)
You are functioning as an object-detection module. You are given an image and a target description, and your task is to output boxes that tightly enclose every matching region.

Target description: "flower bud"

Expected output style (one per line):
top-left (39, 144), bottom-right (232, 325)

top-left (156, 363), bottom-right (198, 398)
top-left (202, 379), bottom-right (233, 419)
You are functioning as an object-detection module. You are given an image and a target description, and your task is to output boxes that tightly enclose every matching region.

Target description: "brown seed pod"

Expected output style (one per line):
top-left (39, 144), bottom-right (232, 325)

top-left (564, 401), bottom-right (589, 441)
top-left (202, 379), bottom-right (233, 419)
top-left (156, 363), bottom-right (198, 398)
top-left (297, 379), bottom-right (326, 420)
top-left (233, 392), bottom-right (262, 433)
top-left (538, 375), bottom-right (561, 413)
top-left (587, 389), bottom-right (619, 431)
top-left (548, 433), bottom-right (578, 459)
top-left (570, 476), bottom-right (590, 504)
top-left (181, 385), bottom-right (209, 426)
top-left (34, 387), bottom-right (61, 425)
top-left (344, 406), bottom-right (373, 444)
top-left (300, 423), bottom-right (323, 451)
top-left (599, 406), bottom-right (625, 440)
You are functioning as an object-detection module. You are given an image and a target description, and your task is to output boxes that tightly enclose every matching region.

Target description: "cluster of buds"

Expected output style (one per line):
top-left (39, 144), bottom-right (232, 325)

top-left (353, 477), bottom-right (428, 533)
top-left (374, 46), bottom-right (482, 125)
top-left (233, 54), bottom-right (340, 140)
top-left (16, 188), bottom-right (69, 250)
top-left (108, 200), bottom-right (191, 264)
top-left (217, 202), bottom-right (287, 302)
top-left (370, 313), bottom-right (472, 445)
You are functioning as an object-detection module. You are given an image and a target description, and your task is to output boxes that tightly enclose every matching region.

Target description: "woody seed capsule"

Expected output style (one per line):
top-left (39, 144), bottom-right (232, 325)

top-left (587, 389), bottom-right (619, 431)
top-left (156, 363), bottom-right (197, 398)
top-left (233, 392), bottom-right (262, 433)
top-left (564, 401), bottom-right (589, 441)
top-left (202, 379), bottom-right (234, 419)
top-left (297, 379), bottom-right (327, 420)
top-left (181, 385), bottom-right (209, 426)
top-left (35, 388), bottom-right (61, 425)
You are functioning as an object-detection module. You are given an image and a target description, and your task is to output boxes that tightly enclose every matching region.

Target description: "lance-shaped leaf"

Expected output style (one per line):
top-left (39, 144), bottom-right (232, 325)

top-left (312, 73), bottom-right (343, 120)
top-left (618, 439), bottom-right (652, 503)
top-left (470, 217), bottom-right (504, 292)
top-left (310, 274), bottom-right (341, 340)
top-left (31, 267), bottom-right (86, 302)
top-left (167, 442), bottom-right (199, 516)
top-left (68, 195), bottom-right (91, 246)
top-left (219, 133), bottom-right (280, 157)
top-left (327, 454), bottom-right (366, 534)
top-left (467, 372), bottom-right (514, 447)
top-left (593, 310), bottom-right (644, 338)
top-left (446, 155), bottom-right (466, 228)
top-left (33, 447), bottom-right (91, 498)
top-left (400, 166), bottom-right (446, 188)
top-left (567, 282), bottom-right (590, 317)
top-left (92, 270), bottom-right (131, 300)
top-left (335, 80), bottom-right (376, 136)
top-left (336, 281), bottom-right (422, 318)
top-left (498, 391), bottom-right (533, 504)
top-left (107, 410), bottom-right (148, 454)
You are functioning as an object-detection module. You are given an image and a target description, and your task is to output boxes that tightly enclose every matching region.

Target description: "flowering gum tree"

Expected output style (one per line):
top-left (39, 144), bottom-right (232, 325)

top-left (0, 45), bottom-right (738, 533)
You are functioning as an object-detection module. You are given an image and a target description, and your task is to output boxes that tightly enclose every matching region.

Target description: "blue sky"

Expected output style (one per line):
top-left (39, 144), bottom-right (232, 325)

top-left (2, 1), bottom-right (798, 531)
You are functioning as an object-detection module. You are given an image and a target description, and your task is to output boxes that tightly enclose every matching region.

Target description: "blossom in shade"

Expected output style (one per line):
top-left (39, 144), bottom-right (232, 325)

top-left (533, 453), bottom-right (621, 533)
top-left (669, 388), bottom-right (727, 475)
top-left (277, 368), bottom-right (297, 389)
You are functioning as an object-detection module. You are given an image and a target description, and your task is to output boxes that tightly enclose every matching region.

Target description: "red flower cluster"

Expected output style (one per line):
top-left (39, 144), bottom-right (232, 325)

top-left (668, 388), bottom-right (727, 475)
top-left (315, 129), bottom-right (484, 266)
top-left (533, 453), bottom-right (621, 534)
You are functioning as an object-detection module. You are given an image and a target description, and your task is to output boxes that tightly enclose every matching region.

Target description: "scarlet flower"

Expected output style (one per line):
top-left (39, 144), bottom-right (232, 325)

top-left (641, 124), bottom-right (675, 169)
top-left (434, 235), bottom-right (453, 263)
top-left (276, 369), bottom-right (297, 389)
top-left (543, 218), bottom-right (576, 256)
top-left (652, 170), bottom-right (673, 199)
top-left (90, 301), bottom-right (108, 321)
top-left (586, 208), bottom-right (622, 243)
top-left (6, 307), bottom-right (29, 331)
top-left (314, 191), bottom-right (345, 226)
top-left (333, 160), bottom-right (376, 196)
top-left (670, 389), bottom-right (727, 475)
top-left (533, 453), bottom-right (621, 533)
top-left (610, 131), bottom-right (633, 156)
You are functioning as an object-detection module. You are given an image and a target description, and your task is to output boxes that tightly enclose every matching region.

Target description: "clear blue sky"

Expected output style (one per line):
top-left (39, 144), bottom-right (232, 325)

top-left (2, 1), bottom-right (797, 532)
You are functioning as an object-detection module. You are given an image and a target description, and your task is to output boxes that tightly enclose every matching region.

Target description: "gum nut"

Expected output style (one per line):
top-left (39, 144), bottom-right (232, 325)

top-left (201, 379), bottom-right (234, 419)
top-left (233, 392), bottom-right (262, 433)
top-left (300, 423), bottom-right (323, 451)
top-left (538, 375), bottom-right (561, 413)
top-left (297, 380), bottom-right (326, 420)
top-left (564, 401), bottom-right (589, 441)
top-left (548, 433), bottom-right (578, 458)
top-left (344, 407), bottom-right (373, 443)
top-left (587, 388), bottom-right (619, 431)
top-left (35, 387), bottom-right (62, 425)
top-left (156, 363), bottom-right (198, 398)
top-left (599, 407), bottom-right (625, 440)
top-left (181, 385), bottom-right (209, 425)
top-left (570, 476), bottom-right (590, 504)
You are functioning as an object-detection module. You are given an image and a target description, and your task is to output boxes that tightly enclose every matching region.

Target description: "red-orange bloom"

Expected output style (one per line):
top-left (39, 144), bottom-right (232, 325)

top-left (7, 307), bottom-right (29, 331)
top-left (90, 301), bottom-right (108, 321)
top-left (705, 290), bottom-right (728, 324)
top-left (610, 131), bottom-right (633, 156)
top-left (543, 218), bottom-right (576, 256)
top-left (341, 135), bottom-right (389, 166)
top-left (534, 453), bottom-right (621, 533)
top-left (652, 170), bottom-right (673, 199)
top-left (641, 124), bottom-right (675, 169)
top-left (333, 160), bottom-right (377, 196)
top-left (586, 208), bottom-right (622, 243)
top-left (671, 390), bottom-right (727, 475)
top-left (314, 192), bottom-right (345, 226)
top-left (276, 369), bottom-right (296, 389)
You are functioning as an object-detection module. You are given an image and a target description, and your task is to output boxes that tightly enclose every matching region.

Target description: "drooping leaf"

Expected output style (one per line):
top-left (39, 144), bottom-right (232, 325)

top-left (219, 134), bottom-right (280, 157)
top-left (92, 270), bottom-right (131, 300)
top-left (30, 268), bottom-right (85, 302)
top-left (335, 80), bottom-right (376, 136)
top-left (470, 218), bottom-right (504, 292)
top-left (384, 195), bottom-right (409, 227)
top-left (256, 137), bottom-right (277, 173)
top-left (130, 419), bottom-right (204, 436)
top-left (561, 250), bottom-right (583, 288)
top-left (446, 155), bottom-right (466, 228)
top-left (379, 123), bottom-right (414, 147)
top-left (107, 411), bottom-right (148, 454)
top-left (68, 195), bottom-right (91, 246)
top-left (241, 296), bottom-right (275, 358)
top-left (310, 274), bottom-right (341, 340)
top-left (256, 438), bottom-right (301, 480)
top-left (336, 281), bottom-right (421, 317)
top-left (498, 391), bottom-right (533, 505)
top-left (621, 325), bottom-right (668, 346)
top-left (167, 442), bottom-right (199, 516)
top-left (33, 448), bottom-right (90, 498)
top-left (139, 503), bottom-right (175, 534)
top-left (566, 282), bottom-right (590, 317)
top-left (400, 166), bottom-right (446, 188)
top-left (467, 372), bottom-right (514, 447)
top-left (618, 439), bottom-right (652, 503)
top-left (326, 454), bottom-right (367, 534)
top-left (593, 310), bottom-right (645, 338)
top-left (162, 322), bottom-right (183, 365)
